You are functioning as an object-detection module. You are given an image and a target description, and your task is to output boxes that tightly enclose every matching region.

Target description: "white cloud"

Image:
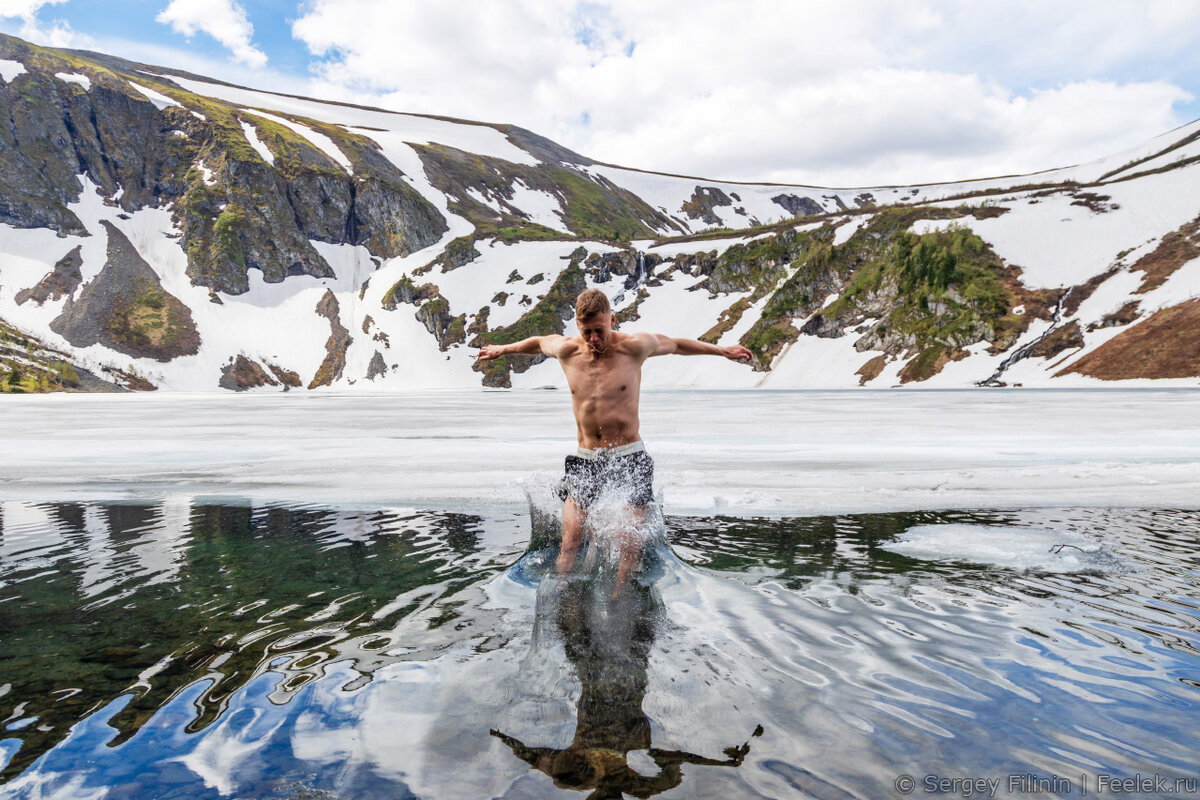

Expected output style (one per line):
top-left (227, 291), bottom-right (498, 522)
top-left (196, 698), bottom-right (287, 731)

top-left (156, 0), bottom-right (267, 68)
top-left (0, 0), bottom-right (63, 20)
top-left (285, 0), bottom-right (1196, 185)
top-left (0, 0), bottom-right (79, 47)
top-left (4, 0), bottom-right (1195, 186)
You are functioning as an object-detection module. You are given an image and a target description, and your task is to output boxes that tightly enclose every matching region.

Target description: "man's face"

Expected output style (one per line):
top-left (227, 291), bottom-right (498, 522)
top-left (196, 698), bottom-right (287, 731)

top-left (577, 313), bottom-right (615, 354)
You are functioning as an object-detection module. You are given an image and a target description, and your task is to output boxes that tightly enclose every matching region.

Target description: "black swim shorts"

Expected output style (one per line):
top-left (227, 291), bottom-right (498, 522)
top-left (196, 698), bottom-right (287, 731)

top-left (557, 443), bottom-right (655, 510)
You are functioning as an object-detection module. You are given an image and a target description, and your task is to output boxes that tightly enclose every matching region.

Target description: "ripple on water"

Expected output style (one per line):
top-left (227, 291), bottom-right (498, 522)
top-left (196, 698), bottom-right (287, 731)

top-left (0, 502), bottom-right (1197, 798)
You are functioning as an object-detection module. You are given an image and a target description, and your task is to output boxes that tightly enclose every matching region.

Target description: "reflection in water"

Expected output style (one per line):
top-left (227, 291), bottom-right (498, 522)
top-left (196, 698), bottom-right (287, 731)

top-left (493, 566), bottom-right (761, 798)
top-left (0, 499), bottom-right (508, 783)
top-left (0, 499), bottom-right (1198, 798)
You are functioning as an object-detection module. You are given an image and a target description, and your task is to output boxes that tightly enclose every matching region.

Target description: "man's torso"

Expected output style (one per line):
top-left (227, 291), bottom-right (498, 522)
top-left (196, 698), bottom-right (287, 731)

top-left (558, 332), bottom-right (648, 449)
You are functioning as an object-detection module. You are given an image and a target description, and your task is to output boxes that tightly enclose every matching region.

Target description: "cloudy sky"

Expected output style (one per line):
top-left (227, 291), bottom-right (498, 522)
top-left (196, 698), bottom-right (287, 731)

top-left (3, 0), bottom-right (1199, 187)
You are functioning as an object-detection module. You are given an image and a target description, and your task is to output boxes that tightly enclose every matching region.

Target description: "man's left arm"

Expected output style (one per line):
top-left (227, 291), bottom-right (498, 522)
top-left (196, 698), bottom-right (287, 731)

top-left (639, 333), bottom-right (752, 362)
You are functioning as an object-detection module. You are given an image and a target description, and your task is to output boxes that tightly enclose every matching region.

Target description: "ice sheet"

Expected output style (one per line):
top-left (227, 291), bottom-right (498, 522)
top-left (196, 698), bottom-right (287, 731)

top-left (1, 389), bottom-right (1196, 517)
top-left (881, 524), bottom-right (1116, 572)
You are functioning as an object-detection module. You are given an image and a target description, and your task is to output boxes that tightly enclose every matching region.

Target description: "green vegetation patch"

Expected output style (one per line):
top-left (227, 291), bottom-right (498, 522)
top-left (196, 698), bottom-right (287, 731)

top-left (106, 277), bottom-right (196, 357)
top-left (1, 318), bottom-right (84, 393)
top-left (733, 206), bottom-right (1021, 375)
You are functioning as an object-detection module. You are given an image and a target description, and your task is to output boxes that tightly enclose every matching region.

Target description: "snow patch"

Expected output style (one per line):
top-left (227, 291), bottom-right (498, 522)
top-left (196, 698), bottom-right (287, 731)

top-left (54, 72), bottom-right (91, 91)
top-left (239, 120), bottom-right (275, 165)
top-left (833, 215), bottom-right (869, 246)
top-left (127, 81), bottom-right (182, 111)
top-left (197, 161), bottom-right (217, 186)
top-left (244, 110), bottom-right (352, 173)
top-left (508, 180), bottom-right (570, 233)
top-left (0, 59), bottom-right (27, 83)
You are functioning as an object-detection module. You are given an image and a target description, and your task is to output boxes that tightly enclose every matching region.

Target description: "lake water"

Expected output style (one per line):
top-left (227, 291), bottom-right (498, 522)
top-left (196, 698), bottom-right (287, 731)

top-left (1, 390), bottom-right (1198, 798)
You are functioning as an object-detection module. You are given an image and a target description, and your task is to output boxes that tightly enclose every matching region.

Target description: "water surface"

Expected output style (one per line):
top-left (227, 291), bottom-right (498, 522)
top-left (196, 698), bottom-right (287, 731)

top-left (1, 498), bottom-right (1198, 799)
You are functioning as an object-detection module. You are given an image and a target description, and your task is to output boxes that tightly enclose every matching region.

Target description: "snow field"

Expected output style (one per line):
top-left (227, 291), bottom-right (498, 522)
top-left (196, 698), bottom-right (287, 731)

top-left (162, 74), bottom-right (540, 167)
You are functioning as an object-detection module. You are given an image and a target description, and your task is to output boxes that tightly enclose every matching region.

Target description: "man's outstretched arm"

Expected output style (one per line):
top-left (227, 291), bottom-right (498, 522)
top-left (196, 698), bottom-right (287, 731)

top-left (477, 335), bottom-right (565, 361)
top-left (639, 333), bottom-right (752, 362)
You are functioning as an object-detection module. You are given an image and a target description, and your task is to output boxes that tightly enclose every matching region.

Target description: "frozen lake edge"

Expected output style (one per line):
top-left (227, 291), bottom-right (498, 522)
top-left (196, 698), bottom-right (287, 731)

top-left (2, 388), bottom-right (1198, 516)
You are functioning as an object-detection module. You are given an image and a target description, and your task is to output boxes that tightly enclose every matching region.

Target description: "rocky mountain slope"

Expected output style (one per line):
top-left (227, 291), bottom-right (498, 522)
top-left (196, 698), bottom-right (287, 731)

top-left (1, 32), bottom-right (1198, 392)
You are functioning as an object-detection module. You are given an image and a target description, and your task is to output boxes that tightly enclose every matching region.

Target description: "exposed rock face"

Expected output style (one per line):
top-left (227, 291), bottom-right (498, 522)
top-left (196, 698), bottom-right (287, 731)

top-left (365, 351), bottom-right (388, 380)
top-left (0, 36), bottom-right (185, 235)
top-left (218, 355), bottom-right (301, 390)
top-left (414, 291), bottom-right (466, 350)
top-left (16, 246), bottom-right (84, 305)
top-left (0, 34), bottom-right (446, 297)
top-left (382, 275), bottom-right (438, 310)
top-left (772, 194), bottom-right (823, 218)
top-left (269, 364), bottom-right (302, 387)
top-left (436, 236), bottom-right (481, 272)
top-left (681, 186), bottom-right (733, 226)
top-left (308, 290), bottom-right (351, 388)
top-left (1027, 320), bottom-right (1084, 359)
top-left (414, 142), bottom-right (674, 239)
top-left (219, 355), bottom-right (273, 391)
top-left (50, 222), bottom-right (200, 361)
top-left (1089, 301), bottom-right (1141, 330)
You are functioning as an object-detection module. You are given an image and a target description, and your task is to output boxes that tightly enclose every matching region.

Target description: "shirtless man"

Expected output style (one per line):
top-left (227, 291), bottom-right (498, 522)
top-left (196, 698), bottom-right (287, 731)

top-left (477, 288), bottom-right (752, 593)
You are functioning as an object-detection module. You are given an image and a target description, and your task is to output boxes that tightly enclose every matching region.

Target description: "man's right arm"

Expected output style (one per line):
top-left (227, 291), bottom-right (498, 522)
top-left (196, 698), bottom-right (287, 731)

top-left (476, 335), bottom-right (565, 361)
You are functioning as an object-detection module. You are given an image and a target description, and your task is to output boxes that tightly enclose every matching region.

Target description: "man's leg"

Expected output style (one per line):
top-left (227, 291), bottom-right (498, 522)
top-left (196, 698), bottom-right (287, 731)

top-left (558, 497), bottom-right (586, 575)
top-left (612, 504), bottom-right (645, 599)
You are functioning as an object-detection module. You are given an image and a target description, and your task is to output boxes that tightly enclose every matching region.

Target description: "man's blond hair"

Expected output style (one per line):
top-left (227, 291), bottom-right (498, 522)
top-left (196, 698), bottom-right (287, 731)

top-left (575, 288), bottom-right (611, 320)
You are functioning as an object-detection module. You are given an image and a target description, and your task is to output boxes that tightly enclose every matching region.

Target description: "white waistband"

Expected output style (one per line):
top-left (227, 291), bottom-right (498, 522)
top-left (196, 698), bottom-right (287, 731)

top-left (575, 440), bottom-right (646, 460)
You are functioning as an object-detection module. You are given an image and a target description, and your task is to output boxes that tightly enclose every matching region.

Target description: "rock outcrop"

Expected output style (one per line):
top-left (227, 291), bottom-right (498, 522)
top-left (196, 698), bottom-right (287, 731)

top-left (50, 222), bottom-right (200, 361)
top-left (0, 34), bottom-right (447, 297)
top-left (308, 290), bottom-right (351, 388)
top-left (15, 246), bottom-right (84, 305)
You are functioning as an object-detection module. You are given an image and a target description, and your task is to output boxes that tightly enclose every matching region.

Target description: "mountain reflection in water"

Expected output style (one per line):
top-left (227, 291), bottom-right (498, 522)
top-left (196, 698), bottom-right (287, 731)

top-left (0, 499), bottom-right (1198, 799)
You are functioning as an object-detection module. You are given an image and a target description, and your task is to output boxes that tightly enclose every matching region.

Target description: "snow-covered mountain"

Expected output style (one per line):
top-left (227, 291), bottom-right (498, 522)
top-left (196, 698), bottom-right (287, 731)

top-left (1, 32), bottom-right (1198, 392)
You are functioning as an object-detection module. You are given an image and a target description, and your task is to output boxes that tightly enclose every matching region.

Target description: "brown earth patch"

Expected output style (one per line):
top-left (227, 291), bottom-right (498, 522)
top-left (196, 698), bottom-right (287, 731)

top-left (856, 354), bottom-right (888, 385)
top-left (699, 296), bottom-right (751, 344)
top-left (986, 264), bottom-right (1062, 355)
top-left (1026, 320), bottom-right (1084, 359)
top-left (1057, 298), bottom-right (1200, 380)
top-left (1132, 215), bottom-right (1200, 294)
top-left (898, 345), bottom-right (968, 384)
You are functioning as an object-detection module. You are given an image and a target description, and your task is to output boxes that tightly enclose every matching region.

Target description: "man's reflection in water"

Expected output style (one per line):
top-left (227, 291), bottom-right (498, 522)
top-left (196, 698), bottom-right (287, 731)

top-left (492, 575), bottom-right (762, 799)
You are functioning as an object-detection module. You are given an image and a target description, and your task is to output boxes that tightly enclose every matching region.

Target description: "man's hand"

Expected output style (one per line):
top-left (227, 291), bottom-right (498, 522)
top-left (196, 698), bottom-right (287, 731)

top-left (477, 344), bottom-right (506, 362)
top-left (723, 345), bottom-right (753, 362)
